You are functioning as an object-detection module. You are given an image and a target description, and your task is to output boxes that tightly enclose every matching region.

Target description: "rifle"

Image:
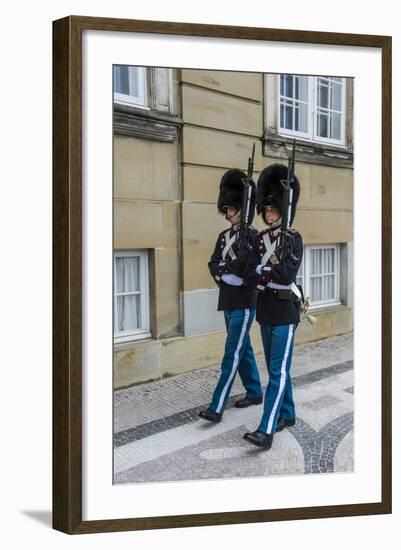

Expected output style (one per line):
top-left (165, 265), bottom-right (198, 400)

top-left (238, 142), bottom-right (256, 247)
top-left (256, 139), bottom-right (296, 290)
top-left (275, 139), bottom-right (296, 262)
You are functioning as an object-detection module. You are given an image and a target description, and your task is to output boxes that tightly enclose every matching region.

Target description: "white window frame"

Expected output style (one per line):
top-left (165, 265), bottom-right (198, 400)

top-left (277, 75), bottom-right (346, 147)
top-left (278, 75), bottom-right (313, 140)
top-left (113, 66), bottom-right (149, 109)
top-left (113, 250), bottom-right (151, 343)
top-left (297, 244), bottom-right (341, 310)
top-left (313, 77), bottom-right (346, 146)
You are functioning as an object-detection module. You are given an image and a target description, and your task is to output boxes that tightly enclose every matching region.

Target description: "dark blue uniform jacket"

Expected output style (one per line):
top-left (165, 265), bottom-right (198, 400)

top-left (245, 228), bottom-right (304, 326)
top-left (208, 226), bottom-right (258, 311)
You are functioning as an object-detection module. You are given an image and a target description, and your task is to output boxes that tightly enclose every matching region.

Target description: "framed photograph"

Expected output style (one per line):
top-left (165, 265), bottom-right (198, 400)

top-left (53, 16), bottom-right (392, 534)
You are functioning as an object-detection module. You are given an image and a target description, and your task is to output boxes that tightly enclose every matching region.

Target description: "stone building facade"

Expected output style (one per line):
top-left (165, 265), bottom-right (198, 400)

top-left (113, 66), bottom-right (353, 389)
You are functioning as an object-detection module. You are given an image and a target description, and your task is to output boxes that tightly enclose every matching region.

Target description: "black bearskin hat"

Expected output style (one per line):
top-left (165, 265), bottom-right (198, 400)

top-left (256, 163), bottom-right (300, 225)
top-left (217, 169), bottom-right (256, 225)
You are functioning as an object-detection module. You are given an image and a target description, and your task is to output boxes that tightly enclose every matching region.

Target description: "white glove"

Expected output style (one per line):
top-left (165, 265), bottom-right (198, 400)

top-left (221, 273), bottom-right (244, 286)
top-left (256, 265), bottom-right (271, 275)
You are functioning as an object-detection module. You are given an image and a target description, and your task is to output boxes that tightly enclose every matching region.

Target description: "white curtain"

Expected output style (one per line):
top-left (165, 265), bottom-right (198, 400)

top-left (115, 257), bottom-right (141, 331)
top-left (310, 248), bottom-right (335, 301)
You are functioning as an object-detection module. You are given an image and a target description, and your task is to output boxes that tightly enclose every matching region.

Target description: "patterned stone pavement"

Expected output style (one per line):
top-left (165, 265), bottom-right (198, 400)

top-left (113, 333), bottom-right (353, 484)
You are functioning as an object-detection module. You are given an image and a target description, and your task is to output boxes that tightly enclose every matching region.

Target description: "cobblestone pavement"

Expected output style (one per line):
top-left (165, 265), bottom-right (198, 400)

top-left (113, 333), bottom-right (353, 484)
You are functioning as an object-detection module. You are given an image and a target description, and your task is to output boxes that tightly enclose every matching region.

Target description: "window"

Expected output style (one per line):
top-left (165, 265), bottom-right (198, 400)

top-left (280, 75), bottom-right (311, 139)
top-left (113, 66), bottom-right (148, 108)
top-left (315, 77), bottom-right (344, 143)
top-left (114, 251), bottom-right (150, 342)
top-left (278, 75), bottom-right (346, 146)
top-left (296, 244), bottom-right (341, 308)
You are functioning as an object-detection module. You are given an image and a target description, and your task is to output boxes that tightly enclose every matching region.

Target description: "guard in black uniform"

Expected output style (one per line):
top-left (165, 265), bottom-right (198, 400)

top-left (198, 169), bottom-right (263, 423)
top-left (243, 163), bottom-right (303, 449)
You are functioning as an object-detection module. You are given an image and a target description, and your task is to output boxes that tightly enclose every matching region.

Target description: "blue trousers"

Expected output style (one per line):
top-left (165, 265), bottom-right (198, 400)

top-left (210, 309), bottom-right (262, 414)
top-left (258, 324), bottom-right (296, 434)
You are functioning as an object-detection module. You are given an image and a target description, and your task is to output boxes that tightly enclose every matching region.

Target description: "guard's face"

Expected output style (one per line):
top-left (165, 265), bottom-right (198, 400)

top-left (224, 206), bottom-right (241, 225)
top-left (264, 205), bottom-right (281, 226)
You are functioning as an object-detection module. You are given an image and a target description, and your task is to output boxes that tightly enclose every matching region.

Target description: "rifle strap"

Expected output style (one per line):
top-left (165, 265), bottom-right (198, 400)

top-left (222, 229), bottom-right (237, 261)
top-left (261, 233), bottom-right (277, 266)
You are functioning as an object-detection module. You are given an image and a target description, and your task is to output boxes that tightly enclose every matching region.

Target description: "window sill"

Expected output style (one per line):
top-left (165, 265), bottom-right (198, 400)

top-left (309, 300), bottom-right (342, 311)
top-left (262, 130), bottom-right (353, 169)
top-left (308, 302), bottom-right (350, 315)
top-left (114, 332), bottom-right (152, 349)
top-left (113, 103), bottom-right (183, 142)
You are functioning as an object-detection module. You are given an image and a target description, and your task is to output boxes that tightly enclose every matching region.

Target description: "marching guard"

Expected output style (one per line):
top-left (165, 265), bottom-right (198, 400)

top-left (243, 155), bottom-right (303, 450)
top-left (198, 165), bottom-right (263, 423)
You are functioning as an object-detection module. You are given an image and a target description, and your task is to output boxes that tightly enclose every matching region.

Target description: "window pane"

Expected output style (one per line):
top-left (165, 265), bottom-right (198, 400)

top-left (311, 277), bottom-right (321, 301)
top-left (115, 258), bottom-right (123, 292)
top-left (317, 79), bottom-right (329, 108)
top-left (116, 257), bottom-right (140, 293)
top-left (285, 75), bottom-right (293, 97)
top-left (317, 111), bottom-right (328, 138)
top-left (326, 248), bottom-right (334, 272)
top-left (129, 68), bottom-right (140, 97)
top-left (320, 275), bottom-right (334, 300)
top-left (297, 76), bottom-right (309, 101)
top-left (321, 249), bottom-right (327, 273)
top-left (330, 112), bottom-right (342, 140)
top-left (322, 248), bottom-right (328, 273)
top-left (114, 66), bottom-right (130, 95)
top-left (322, 275), bottom-right (327, 300)
top-left (294, 104), bottom-right (299, 131)
top-left (126, 257), bottom-right (140, 291)
top-left (311, 249), bottom-right (321, 275)
top-left (327, 275), bottom-right (335, 299)
top-left (285, 102), bottom-right (293, 130)
top-left (281, 99), bottom-right (305, 132)
top-left (117, 295), bottom-right (141, 331)
top-left (282, 75), bottom-right (308, 101)
top-left (294, 102), bottom-right (308, 132)
top-left (330, 81), bottom-right (342, 111)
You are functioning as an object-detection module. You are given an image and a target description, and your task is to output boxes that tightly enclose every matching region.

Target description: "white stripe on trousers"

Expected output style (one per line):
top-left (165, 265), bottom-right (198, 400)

top-left (266, 324), bottom-right (294, 434)
top-left (216, 309), bottom-right (250, 413)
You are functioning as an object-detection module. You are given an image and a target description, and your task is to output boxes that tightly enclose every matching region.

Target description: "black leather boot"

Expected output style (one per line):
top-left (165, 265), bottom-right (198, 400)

top-left (234, 396), bottom-right (263, 408)
top-left (243, 430), bottom-right (273, 449)
top-left (198, 409), bottom-right (222, 423)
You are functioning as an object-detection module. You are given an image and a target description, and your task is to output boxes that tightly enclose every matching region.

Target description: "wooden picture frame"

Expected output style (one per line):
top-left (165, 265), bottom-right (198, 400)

top-left (53, 15), bottom-right (392, 534)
